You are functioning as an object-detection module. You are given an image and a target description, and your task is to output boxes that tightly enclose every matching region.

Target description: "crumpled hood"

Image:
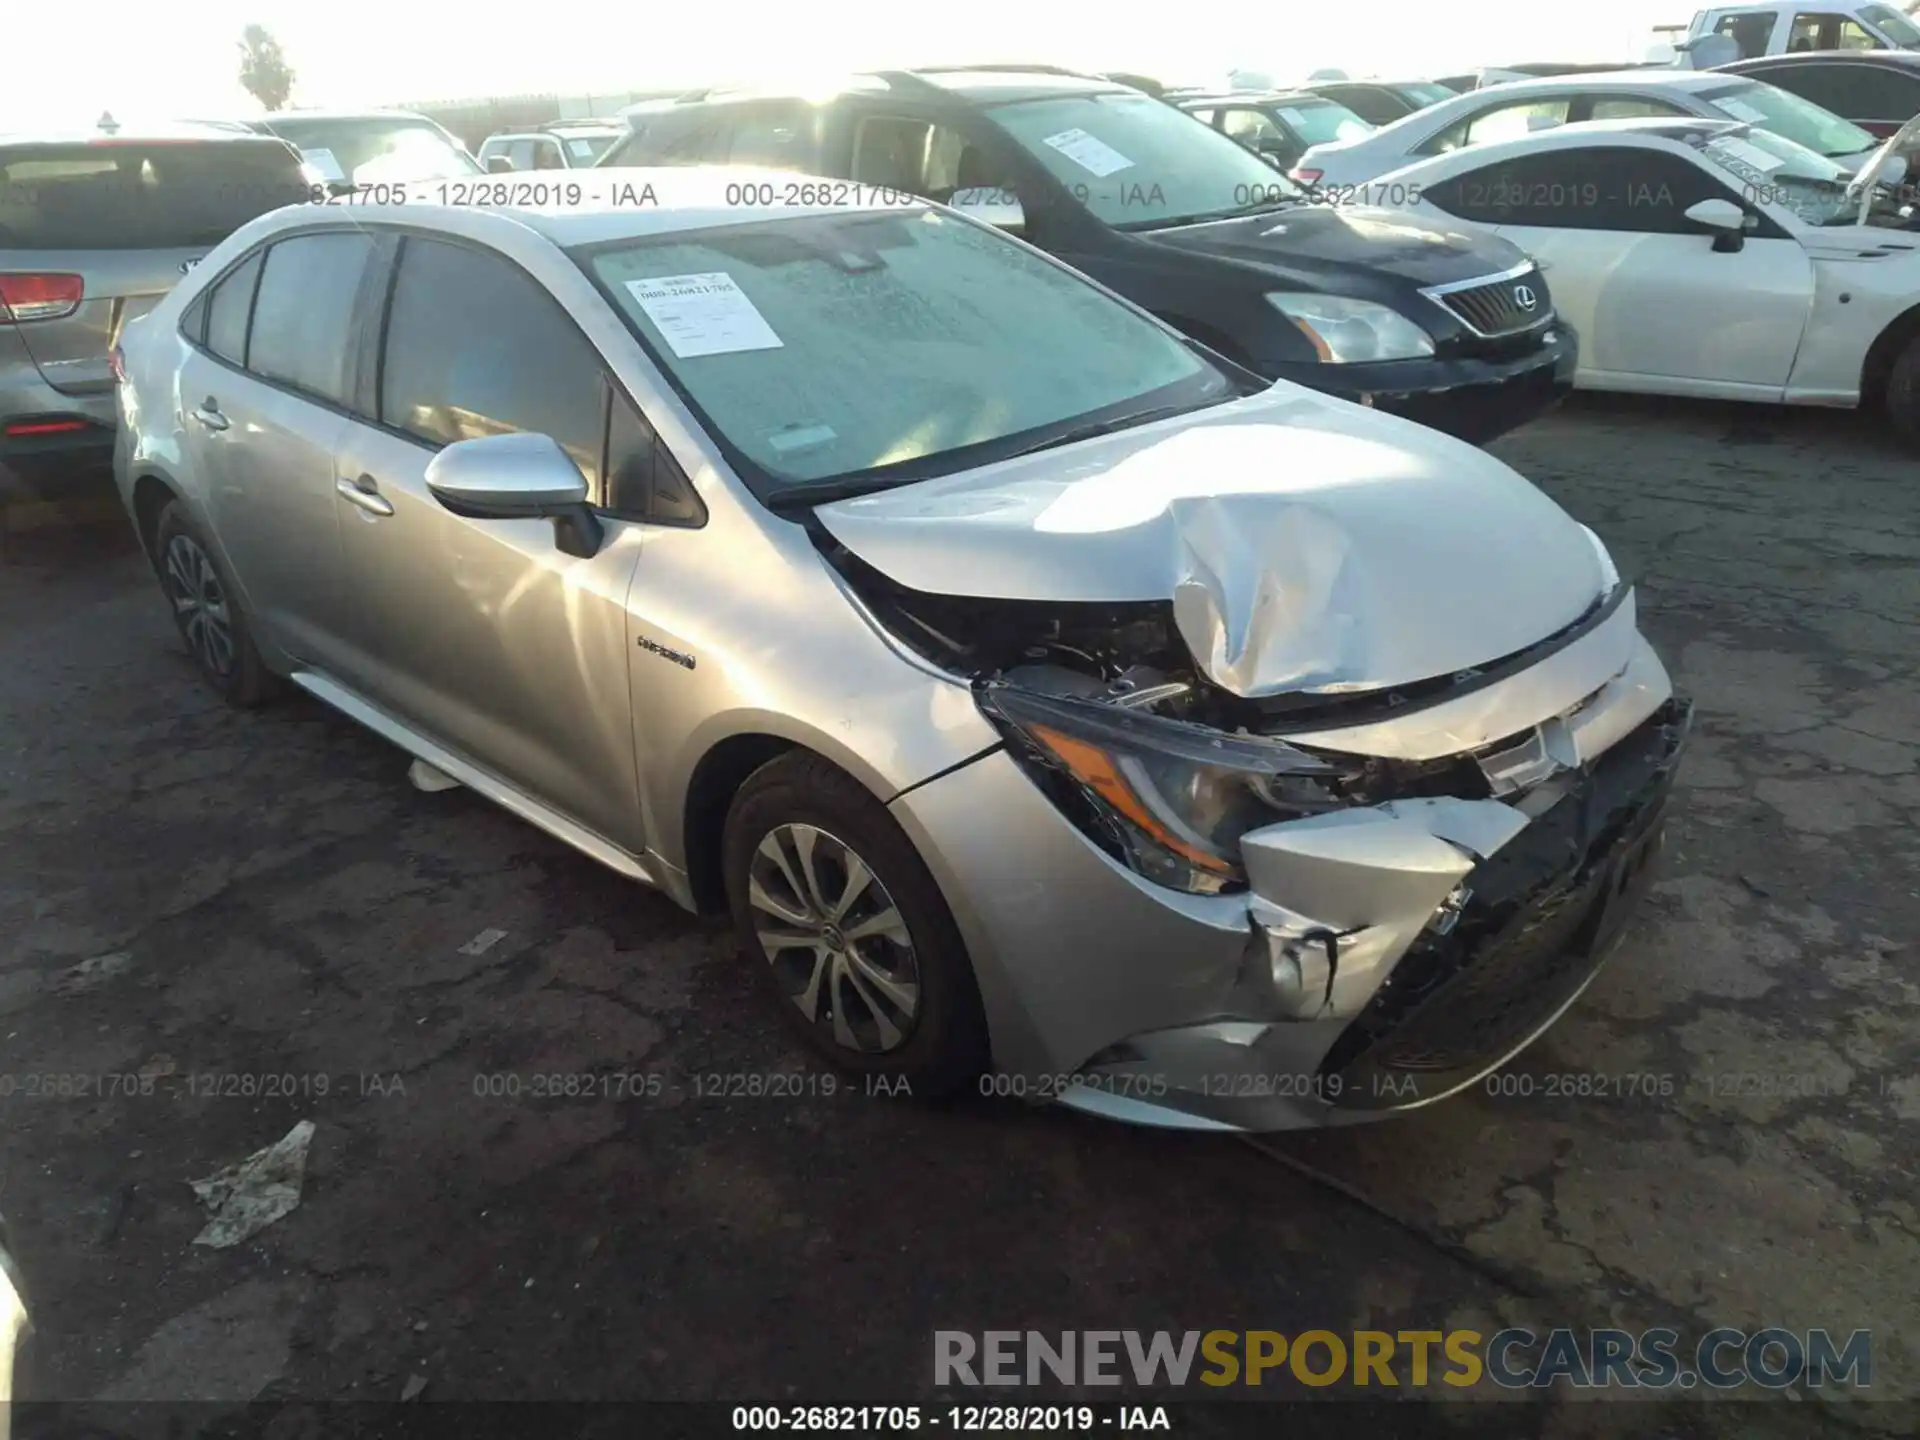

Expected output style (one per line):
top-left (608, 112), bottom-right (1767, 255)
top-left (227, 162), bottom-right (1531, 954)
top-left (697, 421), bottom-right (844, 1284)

top-left (814, 386), bottom-right (1607, 697)
top-left (1137, 205), bottom-right (1526, 289)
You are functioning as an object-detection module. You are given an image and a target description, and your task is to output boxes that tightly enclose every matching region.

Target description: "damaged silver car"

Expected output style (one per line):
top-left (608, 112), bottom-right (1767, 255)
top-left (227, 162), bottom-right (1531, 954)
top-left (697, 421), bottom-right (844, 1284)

top-left (113, 171), bottom-right (1688, 1131)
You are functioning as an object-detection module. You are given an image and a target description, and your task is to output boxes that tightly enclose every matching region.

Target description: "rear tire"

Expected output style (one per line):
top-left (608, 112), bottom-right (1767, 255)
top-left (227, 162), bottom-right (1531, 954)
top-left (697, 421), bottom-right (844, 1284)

top-left (721, 751), bottom-right (990, 1097)
top-left (153, 500), bottom-right (276, 708)
top-left (1887, 336), bottom-right (1920, 452)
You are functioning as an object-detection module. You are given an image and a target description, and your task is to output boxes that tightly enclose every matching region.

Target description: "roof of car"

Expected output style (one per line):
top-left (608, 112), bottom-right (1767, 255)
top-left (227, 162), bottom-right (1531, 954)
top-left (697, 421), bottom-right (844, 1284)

top-left (903, 69), bottom-right (1125, 100)
top-left (1174, 89), bottom-right (1338, 106)
top-left (249, 110), bottom-right (439, 126)
top-left (1718, 48), bottom-right (1920, 70)
top-left (1453, 69), bottom-right (1742, 94)
top-left (291, 166), bottom-right (934, 247)
top-left (0, 124), bottom-right (295, 148)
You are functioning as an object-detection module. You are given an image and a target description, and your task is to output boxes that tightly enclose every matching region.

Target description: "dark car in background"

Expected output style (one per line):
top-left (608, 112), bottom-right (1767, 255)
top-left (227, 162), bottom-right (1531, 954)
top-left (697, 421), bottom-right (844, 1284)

top-left (1716, 49), bottom-right (1920, 136)
top-left (1, 127), bottom-right (308, 493)
top-left (243, 110), bottom-right (481, 188)
top-left (1173, 89), bottom-right (1375, 170)
top-left (596, 68), bottom-right (1576, 443)
top-left (1299, 79), bottom-right (1460, 124)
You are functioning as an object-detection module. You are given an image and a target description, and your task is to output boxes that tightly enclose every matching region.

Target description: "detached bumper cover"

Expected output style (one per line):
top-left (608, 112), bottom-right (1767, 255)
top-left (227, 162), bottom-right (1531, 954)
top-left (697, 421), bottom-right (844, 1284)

top-left (1267, 325), bottom-right (1578, 443)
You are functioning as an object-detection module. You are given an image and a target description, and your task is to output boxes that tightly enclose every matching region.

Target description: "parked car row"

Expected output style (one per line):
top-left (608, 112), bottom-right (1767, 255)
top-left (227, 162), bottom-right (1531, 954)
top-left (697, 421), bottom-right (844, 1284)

top-left (106, 163), bottom-right (1690, 1131)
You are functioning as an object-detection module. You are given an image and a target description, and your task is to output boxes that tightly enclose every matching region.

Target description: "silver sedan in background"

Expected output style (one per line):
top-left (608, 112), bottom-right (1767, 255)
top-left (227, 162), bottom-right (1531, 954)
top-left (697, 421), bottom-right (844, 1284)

top-left (113, 170), bottom-right (1687, 1132)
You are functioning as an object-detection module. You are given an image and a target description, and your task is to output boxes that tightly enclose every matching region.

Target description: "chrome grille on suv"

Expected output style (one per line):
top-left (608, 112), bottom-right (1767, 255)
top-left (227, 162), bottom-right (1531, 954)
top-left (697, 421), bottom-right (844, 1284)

top-left (1425, 266), bottom-right (1553, 339)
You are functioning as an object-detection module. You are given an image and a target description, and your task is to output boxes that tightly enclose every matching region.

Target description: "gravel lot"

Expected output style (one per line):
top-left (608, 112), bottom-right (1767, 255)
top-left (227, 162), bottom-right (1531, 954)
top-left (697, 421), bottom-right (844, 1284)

top-left (1, 393), bottom-right (1915, 1436)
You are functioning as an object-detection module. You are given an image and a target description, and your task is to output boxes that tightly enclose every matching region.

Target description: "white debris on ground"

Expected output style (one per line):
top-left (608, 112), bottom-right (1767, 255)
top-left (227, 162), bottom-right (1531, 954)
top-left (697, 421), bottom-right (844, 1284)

top-left (188, 1120), bottom-right (316, 1249)
top-left (458, 928), bottom-right (508, 956)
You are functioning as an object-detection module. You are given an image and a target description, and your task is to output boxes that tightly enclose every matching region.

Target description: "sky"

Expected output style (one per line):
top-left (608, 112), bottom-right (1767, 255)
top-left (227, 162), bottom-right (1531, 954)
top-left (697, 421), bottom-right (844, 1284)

top-left (8, 1), bottom-right (1690, 130)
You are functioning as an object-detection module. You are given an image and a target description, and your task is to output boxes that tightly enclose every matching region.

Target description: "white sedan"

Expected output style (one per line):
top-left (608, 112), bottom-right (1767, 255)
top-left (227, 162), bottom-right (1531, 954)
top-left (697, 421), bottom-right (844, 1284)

top-left (1291, 69), bottom-right (1884, 191)
top-left (1349, 115), bottom-right (1920, 443)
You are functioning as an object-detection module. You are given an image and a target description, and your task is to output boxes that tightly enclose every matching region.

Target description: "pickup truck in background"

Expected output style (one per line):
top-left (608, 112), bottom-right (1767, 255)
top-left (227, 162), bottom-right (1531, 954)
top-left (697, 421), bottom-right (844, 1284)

top-left (1667, 2), bottom-right (1920, 63)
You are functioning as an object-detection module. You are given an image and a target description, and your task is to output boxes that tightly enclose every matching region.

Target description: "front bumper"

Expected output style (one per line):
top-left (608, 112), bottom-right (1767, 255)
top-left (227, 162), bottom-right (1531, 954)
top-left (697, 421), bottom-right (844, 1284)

top-left (1266, 324), bottom-right (1578, 446)
top-left (889, 628), bottom-right (1686, 1134)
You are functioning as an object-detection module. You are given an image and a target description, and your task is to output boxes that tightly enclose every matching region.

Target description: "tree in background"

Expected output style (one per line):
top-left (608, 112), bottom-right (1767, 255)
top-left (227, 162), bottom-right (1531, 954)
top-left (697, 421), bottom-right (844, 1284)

top-left (238, 25), bottom-right (295, 112)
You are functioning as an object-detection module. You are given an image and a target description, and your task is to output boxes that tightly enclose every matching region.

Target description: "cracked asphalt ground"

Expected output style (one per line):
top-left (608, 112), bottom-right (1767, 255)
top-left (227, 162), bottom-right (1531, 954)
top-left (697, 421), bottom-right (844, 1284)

top-left (1, 393), bottom-right (1916, 1438)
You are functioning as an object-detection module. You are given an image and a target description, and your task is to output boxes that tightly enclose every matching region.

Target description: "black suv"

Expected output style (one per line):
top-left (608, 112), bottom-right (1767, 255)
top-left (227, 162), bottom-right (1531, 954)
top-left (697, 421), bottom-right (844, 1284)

top-left (598, 68), bottom-right (1575, 443)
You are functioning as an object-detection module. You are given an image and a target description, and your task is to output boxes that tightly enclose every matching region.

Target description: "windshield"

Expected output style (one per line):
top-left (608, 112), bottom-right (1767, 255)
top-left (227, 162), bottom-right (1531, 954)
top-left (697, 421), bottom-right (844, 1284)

top-left (583, 209), bottom-right (1231, 495)
top-left (1273, 99), bottom-right (1374, 144)
top-left (1695, 127), bottom-right (1856, 225)
top-left (0, 140), bottom-right (308, 249)
top-left (256, 119), bottom-right (481, 184)
top-left (1697, 81), bottom-right (1877, 159)
top-left (1861, 3), bottom-right (1920, 45)
top-left (984, 92), bottom-right (1303, 228)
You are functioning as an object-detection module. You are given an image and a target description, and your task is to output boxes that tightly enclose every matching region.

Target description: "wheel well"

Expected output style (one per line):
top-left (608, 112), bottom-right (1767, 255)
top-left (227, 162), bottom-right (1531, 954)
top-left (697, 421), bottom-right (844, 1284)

top-left (1156, 313), bottom-right (1256, 369)
top-left (681, 734), bottom-right (797, 914)
top-left (1862, 303), bottom-right (1920, 412)
top-left (130, 474), bottom-right (178, 564)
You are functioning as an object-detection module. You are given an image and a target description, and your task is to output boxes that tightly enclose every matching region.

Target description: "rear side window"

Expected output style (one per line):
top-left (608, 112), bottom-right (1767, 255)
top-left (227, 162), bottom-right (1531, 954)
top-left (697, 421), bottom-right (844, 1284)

top-left (247, 232), bottom-right (375, 403)
top-left (378, 236), bottom-right (606, 486)
top-left (0, 140), bottom-right (308, 250)
top-left (726, 102), bottom-right (814, 168)
top-left (205, 250), bottom-right (265, 365)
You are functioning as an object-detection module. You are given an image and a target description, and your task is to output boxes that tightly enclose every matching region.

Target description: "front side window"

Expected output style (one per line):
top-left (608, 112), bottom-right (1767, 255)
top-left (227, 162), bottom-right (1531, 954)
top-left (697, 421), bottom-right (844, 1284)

top-left (379, 237), bottom-right (606, 486)
top-left (1698, 81), bottom-right (1877, 156)
top-left (1222, 109), bottom-right (1285, 145)
top-left (726, 103), bottom-right (814, 168)
top-left (582, 208), bottom-right (1231, 495)
top-left (1716, 13), bottom-right (1777, 57)
top-left (246, 232), bottom-right (375, 403)
top-left (982, 91), bottom-right (1302, 228)
top-left (1588, 96), bottom-right (1687, 120)
top-left (1428, 148), bottom-right (1735, 232)
top-left (850, 117), bottom-right (1012, 202)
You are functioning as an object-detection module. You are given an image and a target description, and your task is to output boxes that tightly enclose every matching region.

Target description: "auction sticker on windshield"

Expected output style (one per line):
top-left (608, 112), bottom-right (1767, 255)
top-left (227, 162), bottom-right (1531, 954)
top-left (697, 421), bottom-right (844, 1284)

top-left (1042, 128), bottom-right (1135, 177)
top-left (624, 273), bottom-right (784, 358)
top-left (567, 139), bottom-right (597, 159)
top-left (302, 147), bottom-right (346, 182)
top-left (1715, 98), bottom-right (1768, 125)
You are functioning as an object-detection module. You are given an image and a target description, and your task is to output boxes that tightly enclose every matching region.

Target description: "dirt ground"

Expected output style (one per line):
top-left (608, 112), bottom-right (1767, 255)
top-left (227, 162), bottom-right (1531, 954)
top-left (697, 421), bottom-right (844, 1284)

top-left (1, 393), bottom-right (1916, 1436)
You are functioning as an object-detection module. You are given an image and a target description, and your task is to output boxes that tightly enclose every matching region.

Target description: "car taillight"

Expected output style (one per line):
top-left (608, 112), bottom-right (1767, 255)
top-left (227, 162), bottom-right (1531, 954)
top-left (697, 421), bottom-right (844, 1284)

top-left (0, 274), bottom-right (84, 323)
top-left (1290, 167), bottom-right (1323, 186)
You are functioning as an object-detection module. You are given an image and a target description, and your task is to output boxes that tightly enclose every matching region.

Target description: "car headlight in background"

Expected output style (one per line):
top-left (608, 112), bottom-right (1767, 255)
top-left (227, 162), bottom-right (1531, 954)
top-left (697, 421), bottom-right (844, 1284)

top-left (1266, 293), bottom-right (1435, 363)
top-left (977, 684), bottom-right (1355, 895)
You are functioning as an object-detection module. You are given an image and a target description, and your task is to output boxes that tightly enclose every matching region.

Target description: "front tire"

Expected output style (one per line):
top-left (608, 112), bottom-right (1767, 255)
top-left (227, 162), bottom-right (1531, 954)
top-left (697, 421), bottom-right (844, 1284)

top-left (153, 500), bottom-right (276, 707)
top-left (1887, 335), bottom-right (1920, 452)
top-left (722, 751), bottom-right (989, 1097)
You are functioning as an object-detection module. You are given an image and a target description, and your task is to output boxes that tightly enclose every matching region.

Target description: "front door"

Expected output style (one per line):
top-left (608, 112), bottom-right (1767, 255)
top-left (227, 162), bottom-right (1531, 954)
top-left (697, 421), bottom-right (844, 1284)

top-left (328, 233), bottom-right (648, 850)
top-left (1432, 146), bottom-right (1815, 394)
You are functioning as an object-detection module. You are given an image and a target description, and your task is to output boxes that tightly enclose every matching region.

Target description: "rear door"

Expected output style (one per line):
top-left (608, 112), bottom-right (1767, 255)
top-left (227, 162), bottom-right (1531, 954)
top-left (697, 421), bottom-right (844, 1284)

top-left (176, 229), bottom-right (381, 667)
top-left (0, 139), bottom-right (308, 397)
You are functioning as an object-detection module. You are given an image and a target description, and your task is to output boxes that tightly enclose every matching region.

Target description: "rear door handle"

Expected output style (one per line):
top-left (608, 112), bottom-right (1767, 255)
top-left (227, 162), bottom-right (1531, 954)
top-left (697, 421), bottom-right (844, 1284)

top-left (192, 399), bottom-right (229, 431)
top-left (336, 474), bottom-right (395, 518)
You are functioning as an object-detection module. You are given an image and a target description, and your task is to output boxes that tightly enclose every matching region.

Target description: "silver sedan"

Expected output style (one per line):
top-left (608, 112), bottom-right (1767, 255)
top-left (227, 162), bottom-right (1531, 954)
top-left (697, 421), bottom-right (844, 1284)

top-left (113, 169), bottom-right (1687, 1131)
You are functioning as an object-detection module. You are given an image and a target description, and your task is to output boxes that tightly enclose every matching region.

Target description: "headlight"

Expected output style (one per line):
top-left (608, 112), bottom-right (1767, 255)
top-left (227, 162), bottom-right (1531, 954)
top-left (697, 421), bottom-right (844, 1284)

top-left (1580, 523), bottom-right (1620, 594)
top-left (1265, 293), bottom-right (1435, 363)
top-left (977, 683), bottom-right (1353, 895)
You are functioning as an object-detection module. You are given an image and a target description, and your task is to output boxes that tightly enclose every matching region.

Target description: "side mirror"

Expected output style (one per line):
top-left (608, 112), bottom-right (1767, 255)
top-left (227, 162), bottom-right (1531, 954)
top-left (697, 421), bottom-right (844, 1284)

top-left (425, 432), bottom-right (604, 558)
top-left (485, 154), bottom-right (515, 174)
top-left (1684, 197), bottom-right (1749, 250)
top-left (948, 186), bottom-right (1026, 235)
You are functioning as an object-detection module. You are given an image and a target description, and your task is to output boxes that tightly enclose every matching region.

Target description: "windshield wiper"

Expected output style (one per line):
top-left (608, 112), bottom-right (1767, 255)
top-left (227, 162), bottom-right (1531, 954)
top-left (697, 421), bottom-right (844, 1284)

top-left (1002, 400), bottom-right (1222, 460)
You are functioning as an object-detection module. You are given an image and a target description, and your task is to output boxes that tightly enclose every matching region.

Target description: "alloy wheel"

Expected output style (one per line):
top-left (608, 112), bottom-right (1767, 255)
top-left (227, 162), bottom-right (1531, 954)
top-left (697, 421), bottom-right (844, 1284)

top-left (163, 534), bottom-right (236, 680)
top-left (746, 823), bottom-right (921, 1053)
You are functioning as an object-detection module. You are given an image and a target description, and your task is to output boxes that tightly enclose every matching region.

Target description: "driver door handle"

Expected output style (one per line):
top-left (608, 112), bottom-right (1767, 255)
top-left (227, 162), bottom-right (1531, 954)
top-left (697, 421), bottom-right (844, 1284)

top-left (336, 474), bottom-right (395, 518)
top-left (191, 398), bottom-right (229, 431)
